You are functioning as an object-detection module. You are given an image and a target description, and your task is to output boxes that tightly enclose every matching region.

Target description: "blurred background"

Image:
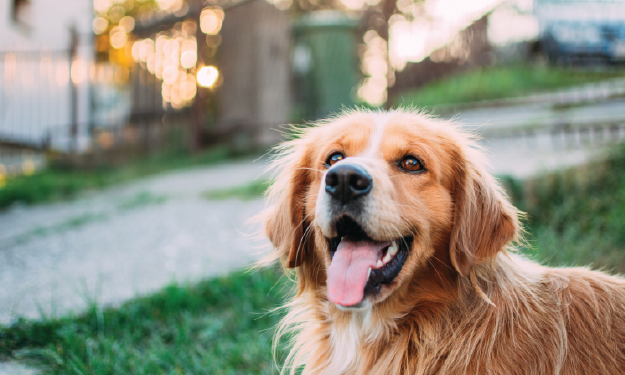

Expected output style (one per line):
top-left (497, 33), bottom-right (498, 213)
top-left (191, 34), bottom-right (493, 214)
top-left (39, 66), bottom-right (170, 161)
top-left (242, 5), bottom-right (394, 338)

top-left (0, 0), bottom-right (624, 374)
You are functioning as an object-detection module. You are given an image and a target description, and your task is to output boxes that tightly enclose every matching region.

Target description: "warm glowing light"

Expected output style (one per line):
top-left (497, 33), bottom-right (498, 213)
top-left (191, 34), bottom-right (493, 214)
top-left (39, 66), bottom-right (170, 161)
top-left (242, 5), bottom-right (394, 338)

top-left (181, 38), bottom-right (196, 52)
top-left (389, 20), bottom-right (427, 69)
top-left (108, 5), bottom-right (125, 23)
top-left (196, 66), bottom-right (218, 87)
top-left (162, 82), bottom-right (172, 102)
top-left (358, 30), bottom-right (388, 106)
top-left (140, 39), bottom-right (154, 61)
top-left (488, 3), bottom-right (539, 46)
top-left (110, 28), bottom-right (128, 49)
top-left (93, 16), bottom-right (109, 35)
top-left (4, 54), bottom-right (16, 81)
top-left (56, 61), bottom-right (69, 85)
top-left (154, 55), bottom-right (163, 79)
top-left (362, 55), bottom-right (387, 76)
top-left (156, 0), bottom-right (176, 9)
top-left (179, 80), bottom-right (197, 101)
top-left (171, 0), bottom-right (184, 12)
top-left (94, 0), bottom-right (113, 14)
top-left (183, 20), bottom-right (197, 35)
top-left (163, 55), bottom-right (179, 69)
top-left (200, 13), bottom-right (219, 34)
top-left (274, 0), bottom-right (292, 10)
top-left (71, 58), bottom-right (86, 84)
top-left (131, 25), bottom-right (199, 109)
top-left (155, 35), bottom-right (167, 56)
top-left (200, 8), bottom-right (223, 35)
top-left (341, 0), bottom-right (363, 10)
top-left (180, 50), bottom-right (197, 69)
top-left (162, 65), bottom-right (179, 84)
top-left (147, 54), bottom-right (156, 73)
top-left (211, 8), bottom-right (225, 20)
top-left (131, 40), bottom-right (141, 61)
top-left (170, 82), bottom-right (183, 108)
top-left (119, 16), bottom-right (135, 32)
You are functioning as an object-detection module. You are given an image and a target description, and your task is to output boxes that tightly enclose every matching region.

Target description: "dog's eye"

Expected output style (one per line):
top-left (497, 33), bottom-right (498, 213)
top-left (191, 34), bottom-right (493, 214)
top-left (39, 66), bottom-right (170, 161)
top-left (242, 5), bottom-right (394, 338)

top-left (326, 152), bottom-right (345, 167)
top-left (399, 156), bottom-right (424, 172)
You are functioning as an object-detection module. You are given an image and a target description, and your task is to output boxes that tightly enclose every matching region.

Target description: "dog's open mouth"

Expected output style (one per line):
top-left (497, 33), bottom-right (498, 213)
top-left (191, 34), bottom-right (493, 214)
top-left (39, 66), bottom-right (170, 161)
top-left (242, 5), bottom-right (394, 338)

top-left (326, 217), bottom-right (413, 307)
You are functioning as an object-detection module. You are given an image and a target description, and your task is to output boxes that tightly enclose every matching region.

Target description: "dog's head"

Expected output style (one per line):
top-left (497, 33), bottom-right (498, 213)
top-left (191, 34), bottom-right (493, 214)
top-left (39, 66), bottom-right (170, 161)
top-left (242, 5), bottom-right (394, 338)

top-left (264, 110), bottom-right (519, 311)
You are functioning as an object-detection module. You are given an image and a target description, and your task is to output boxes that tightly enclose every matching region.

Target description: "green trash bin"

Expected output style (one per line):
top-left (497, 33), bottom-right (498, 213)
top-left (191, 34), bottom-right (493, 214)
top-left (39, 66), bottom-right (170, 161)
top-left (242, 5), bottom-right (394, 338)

top-left (292, 11), bottom-right (360, 121)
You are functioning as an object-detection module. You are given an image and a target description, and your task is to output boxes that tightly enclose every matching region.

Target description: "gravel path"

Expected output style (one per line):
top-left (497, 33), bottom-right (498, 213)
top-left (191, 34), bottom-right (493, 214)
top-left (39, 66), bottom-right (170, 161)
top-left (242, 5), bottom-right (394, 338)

top-left (0, 158), bottom-right (271, 325)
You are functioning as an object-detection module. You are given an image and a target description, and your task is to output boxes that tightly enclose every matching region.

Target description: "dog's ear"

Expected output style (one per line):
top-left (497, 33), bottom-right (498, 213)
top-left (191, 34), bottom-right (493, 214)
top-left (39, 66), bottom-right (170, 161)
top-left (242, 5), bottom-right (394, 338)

top-left (264, 142), bottom-right (314, 268)
top-left (449, 156), bottom-right (519, 277)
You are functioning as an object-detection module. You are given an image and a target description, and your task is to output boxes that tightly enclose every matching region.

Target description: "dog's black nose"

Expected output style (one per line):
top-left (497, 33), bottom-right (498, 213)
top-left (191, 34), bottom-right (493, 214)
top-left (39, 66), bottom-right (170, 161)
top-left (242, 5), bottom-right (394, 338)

top-left (325, 164), bottom-right (372, 204)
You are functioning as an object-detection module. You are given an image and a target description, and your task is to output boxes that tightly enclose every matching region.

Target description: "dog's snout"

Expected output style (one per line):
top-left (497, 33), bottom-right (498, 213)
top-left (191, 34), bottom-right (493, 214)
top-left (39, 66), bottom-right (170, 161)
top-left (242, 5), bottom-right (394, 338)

top-left (325, 164), bottom-right (372, 204)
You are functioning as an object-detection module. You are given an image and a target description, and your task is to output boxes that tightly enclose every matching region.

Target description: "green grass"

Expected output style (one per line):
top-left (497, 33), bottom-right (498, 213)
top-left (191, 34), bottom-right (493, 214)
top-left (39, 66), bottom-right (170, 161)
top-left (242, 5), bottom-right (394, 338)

top-left (203, 179), bottom-right (269, 201)
top-left (504, 143), bottom-right (625, 272)
top-left (0, 268), bottom-right (291, 375)
top-left (0, 146), bottom-right (251, 210)
top-left (395, 64), bottom-right (624, 108)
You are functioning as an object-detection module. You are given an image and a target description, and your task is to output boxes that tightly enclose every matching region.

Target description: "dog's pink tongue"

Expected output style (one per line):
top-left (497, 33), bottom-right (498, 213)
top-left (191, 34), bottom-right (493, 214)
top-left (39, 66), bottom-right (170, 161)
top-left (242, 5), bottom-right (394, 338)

top-left (327, 240), bottom-right (389, 307)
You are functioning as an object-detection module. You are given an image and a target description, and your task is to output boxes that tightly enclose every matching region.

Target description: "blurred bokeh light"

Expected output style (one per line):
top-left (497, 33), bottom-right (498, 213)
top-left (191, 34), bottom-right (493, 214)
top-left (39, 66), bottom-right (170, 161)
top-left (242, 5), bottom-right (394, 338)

top-left (196, 66), bottom-right (218, 88)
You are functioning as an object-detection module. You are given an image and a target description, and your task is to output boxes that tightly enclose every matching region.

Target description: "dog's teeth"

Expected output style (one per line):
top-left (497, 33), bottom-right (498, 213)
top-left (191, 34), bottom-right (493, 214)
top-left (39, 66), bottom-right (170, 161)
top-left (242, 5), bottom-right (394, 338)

top-left (383, 252), bottom-right (392, 264)
top-left (389, 242), bottom-right (398, 256)
top-left (367, 267), bottom-right (372, 280)
top-left (377, 260), bottom-right (383, 268)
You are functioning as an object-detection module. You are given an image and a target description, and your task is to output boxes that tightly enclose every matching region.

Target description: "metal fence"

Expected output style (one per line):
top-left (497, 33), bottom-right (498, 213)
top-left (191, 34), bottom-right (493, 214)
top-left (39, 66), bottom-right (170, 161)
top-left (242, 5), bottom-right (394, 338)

top-left (0, 27), bottom-right (194, 174)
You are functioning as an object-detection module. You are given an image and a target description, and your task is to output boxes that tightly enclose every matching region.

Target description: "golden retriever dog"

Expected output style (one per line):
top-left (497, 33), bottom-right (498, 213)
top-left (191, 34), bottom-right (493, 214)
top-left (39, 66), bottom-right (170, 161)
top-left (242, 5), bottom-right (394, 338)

top-left (261, 109), bottom-right (625, 375)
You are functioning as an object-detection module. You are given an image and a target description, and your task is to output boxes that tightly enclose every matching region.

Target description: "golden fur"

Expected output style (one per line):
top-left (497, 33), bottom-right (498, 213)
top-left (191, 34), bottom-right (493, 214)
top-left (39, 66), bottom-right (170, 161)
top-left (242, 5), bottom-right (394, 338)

top-left (261, 109), bottom-right (625, 375)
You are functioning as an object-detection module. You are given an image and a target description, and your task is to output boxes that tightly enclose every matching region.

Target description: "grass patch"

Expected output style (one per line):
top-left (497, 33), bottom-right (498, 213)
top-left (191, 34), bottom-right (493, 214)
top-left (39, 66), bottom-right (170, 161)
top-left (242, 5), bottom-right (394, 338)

top-left (203, 179), bottom-right (269, 201)
top-left (0, 146), bottom-right (250, 210)
top-left (395, 64), bottom-right (624, 108)
top-left (504, 143), bottom-right (625, 272)
top-left (0, 267), bottom-right (291, 375)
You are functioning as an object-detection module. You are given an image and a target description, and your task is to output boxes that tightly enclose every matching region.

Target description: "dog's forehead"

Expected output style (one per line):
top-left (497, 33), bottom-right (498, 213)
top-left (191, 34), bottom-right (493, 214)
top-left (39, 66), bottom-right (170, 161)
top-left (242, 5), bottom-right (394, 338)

top-left (349, 113), bottom-right (445, 159)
